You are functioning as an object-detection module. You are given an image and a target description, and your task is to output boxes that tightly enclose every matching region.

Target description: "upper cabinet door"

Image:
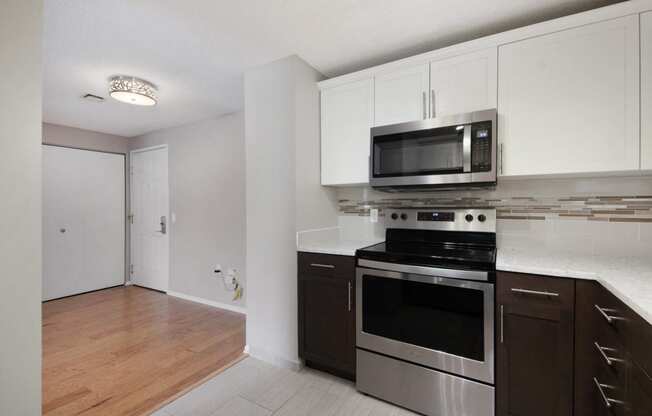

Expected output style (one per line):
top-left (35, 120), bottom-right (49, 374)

top-left (374, 64), bottom-right (429, 127)
top-left (321, 78), bottom-right (374, 185)
top-left (642, 12), bottom-right (652, 171)
top-left (429, 48), bottom-right (497, 118)
top-left (498, 16), bottom-right (640, 176)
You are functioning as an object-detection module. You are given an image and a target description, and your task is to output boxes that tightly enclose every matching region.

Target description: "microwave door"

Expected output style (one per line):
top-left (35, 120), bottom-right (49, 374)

top-left (372, 125), bottom-right (466, 177)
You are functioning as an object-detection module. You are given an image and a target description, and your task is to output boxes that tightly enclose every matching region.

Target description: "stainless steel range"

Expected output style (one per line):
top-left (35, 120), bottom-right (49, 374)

top-left (355, 208), bottom-right (496, 416)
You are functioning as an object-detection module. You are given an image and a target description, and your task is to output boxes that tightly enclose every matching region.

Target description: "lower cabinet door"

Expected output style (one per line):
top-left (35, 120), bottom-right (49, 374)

top-left (629, 362), bottom-right (652, 416)
top-left (496, 272), bottom-right (575, 416)
top-left (299, 274), bottom-right (355, 377)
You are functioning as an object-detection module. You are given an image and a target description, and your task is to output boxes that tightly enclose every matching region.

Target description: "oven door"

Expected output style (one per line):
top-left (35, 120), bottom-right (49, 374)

top-left (356, 266), bottom-right (494, 384)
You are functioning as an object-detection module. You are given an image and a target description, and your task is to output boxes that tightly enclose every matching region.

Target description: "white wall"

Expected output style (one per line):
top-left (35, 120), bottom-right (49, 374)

top-left (130, 113), bottom-right (247, 309)
top-left (0, 1), bottom-right (43, 414)
top-left (43, 122), bottom-right (129, 154)
top-left (245, 55), bottom-right (338, 368)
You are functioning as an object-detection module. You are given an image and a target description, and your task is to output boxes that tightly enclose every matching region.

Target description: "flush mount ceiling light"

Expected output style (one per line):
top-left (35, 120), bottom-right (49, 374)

top-left (108, 76), bottom-right (158, 106)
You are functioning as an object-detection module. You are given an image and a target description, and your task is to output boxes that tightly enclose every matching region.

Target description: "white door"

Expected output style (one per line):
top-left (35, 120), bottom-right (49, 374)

top-left (642, 11), bottom-right (652, 170)
top-left (42, 145), bottom-right (125, 301)
top-left (320, 77), bottom-right (374, 185)
top-left (498, 16), bottom-right (639, 176)
top-left (130, 146), bottom-right (169, 291)
top-left (374, 64), bottom-right (430, 126)
top-left (429, 48), bottom-right (497, 118)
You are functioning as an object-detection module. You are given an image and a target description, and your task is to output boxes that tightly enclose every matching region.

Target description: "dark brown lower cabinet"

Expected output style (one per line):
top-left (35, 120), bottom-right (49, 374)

top-left (298, 252), bottom-right (355, 379)
top-left (496, 271), bottom-right (575, 416)
top-left (575, 279), bottom-right (652, 416)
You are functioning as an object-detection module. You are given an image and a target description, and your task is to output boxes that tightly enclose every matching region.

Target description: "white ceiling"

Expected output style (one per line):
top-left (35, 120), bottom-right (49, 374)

top-left (44, 0), bottom-right (621, 137)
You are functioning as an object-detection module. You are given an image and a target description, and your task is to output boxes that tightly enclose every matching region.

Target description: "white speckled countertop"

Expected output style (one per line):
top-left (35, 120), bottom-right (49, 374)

top-left (497, 249), bottom-right (652, 326)
top-left (298, 239), bottom-right (380, 256)
top-left (297, 233), bottom-right (652, 326)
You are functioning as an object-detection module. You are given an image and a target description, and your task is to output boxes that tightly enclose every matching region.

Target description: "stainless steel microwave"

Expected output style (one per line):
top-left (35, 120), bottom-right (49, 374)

top-left (369, 109), bottom-right (497, 191)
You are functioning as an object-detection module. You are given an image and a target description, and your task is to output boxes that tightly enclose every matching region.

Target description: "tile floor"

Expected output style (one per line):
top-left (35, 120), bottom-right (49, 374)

top-left (152, 357), bottom-right (419, 416)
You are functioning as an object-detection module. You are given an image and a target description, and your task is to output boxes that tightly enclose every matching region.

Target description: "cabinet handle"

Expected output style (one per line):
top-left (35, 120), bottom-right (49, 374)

top-left (422, 92), bottom-right (427, 119)
top-left (594, 304), bottom-right (625, 325)
top-left (499, 143), bottom-right (504, 175)
top-left (593, 377), bottom-right (624, 409)
top-left (500, 304), bottom-right (504, 344)
top-left (347, 281), bottom-right (352, 312)
top-left (594, 342), bottom-right (624, 367)
top-left (430, 90), bottom-right (436, 118)
top-left (310, 263), bottom-right (335, 269)
top-left (510, 288), bottom-right (559, 297)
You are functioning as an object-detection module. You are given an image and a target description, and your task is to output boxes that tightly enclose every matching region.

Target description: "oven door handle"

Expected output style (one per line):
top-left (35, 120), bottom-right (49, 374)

top-left (357, 259), bottom-right (489, 282)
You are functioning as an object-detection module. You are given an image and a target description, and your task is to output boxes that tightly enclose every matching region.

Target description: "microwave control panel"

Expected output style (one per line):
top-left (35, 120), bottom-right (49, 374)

top-left (471, 122), bottom-right (492, 172)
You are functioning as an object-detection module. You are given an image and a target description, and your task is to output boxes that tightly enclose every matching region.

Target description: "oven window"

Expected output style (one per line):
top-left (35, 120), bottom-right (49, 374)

top-left (373, 126), bottom-right (464, 177)
top-left (362, 275), bottom-right (485, 361)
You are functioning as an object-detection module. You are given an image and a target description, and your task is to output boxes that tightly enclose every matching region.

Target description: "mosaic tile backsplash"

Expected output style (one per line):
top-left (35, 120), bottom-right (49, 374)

top-left (338, 195), bottom-right (652, 223)
top-left (336, 177), bottom-right (652, 223)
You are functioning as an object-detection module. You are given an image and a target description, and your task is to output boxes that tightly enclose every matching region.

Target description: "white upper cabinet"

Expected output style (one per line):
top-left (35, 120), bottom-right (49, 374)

top-left (320, 78), bottom-right (374, 185)
top-left (498, 16), bottom-right (640, 176)
top-left (642, 11), bottom-right (652, 170)
top-left (374, 64), bottom-right (429, 127)
top-left (429, 48), bottom-right (497, 118)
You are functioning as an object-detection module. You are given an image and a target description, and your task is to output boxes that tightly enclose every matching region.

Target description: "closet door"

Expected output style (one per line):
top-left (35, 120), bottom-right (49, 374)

top-left (43, 146), bottom-right (125, 300)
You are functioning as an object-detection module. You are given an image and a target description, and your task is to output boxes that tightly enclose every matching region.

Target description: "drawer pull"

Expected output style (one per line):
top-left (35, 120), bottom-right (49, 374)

top-left (510, 288), bottom-right (559, 297)
top-left (594, 342), bottom-right (624, 366)
top-left (595, 304), bottom-right (625, 325)
top-left (593, 377), bottom-right (624, 408)
top-left (310, 263), bottom-right (335, 269)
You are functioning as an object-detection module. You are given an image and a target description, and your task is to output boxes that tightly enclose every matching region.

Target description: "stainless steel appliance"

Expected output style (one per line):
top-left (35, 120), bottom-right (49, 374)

top-left (369, 109), bottom-right (496, 191)
top-left (355, 208), bottom-right (496, 416)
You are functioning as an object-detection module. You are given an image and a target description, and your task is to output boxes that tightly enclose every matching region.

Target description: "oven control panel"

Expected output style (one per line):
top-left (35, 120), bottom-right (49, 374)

top-left (385, 208), bottom-right (496, 233)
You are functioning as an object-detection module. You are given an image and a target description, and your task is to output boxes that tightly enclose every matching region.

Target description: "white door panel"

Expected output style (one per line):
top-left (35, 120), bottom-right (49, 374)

top-left (429, 48), bottom-right (497, 118)
top-left (642, 11), bottom-right (652, 170)
top-left (498, 16), bottom-right (639, 176)
top-left (320, 78), bottom-right (374, 185)
top-left (375, 64), bottom-right (429, 126)
top-left (130, 146), bottom-right (169, 292)
top-left (43, 146), bottom-right (125, 301)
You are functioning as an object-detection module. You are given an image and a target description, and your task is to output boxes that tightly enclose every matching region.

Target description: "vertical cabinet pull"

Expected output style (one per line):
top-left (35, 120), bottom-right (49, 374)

top-left (500, 304), bottom-right (504, 344)
top-left (430, 90), bottom-right (436, 118)
top-left (594, 304), bottom-right (625, 325)
top-left (594, 342), bottom-right (623, 366)
top-left (499, 143), bottom-right (504, 175)
top-left (347, 281), bottom-right (352, 312)
top-left (593, 378), bottom-right (624, 408)
top-left (422, 92), bottom-right (427, 119)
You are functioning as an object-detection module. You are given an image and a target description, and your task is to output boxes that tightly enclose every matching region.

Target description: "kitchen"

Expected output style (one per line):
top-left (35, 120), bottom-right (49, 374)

top-left (3, 1), bottom-right (652, 415)
top-left (297, 1), bottom-right (652, 415)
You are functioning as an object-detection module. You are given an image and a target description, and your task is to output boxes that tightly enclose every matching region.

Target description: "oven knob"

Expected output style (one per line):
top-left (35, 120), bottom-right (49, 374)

top-left (478, 214), bottom-right (487, 222)
top-left (400, 213), bottom-right (408, 221)
top-left (465, 214), bottom-right (474, 222)
top-left (391, 213), bottom-right (398, 220)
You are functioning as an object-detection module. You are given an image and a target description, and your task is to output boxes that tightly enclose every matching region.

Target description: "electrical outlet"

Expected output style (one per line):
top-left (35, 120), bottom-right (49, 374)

top-left (370, 208), bottom-right (379, 223)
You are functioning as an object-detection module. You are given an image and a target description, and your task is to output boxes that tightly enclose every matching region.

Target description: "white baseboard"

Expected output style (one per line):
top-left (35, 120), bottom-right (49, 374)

top-left (166, 290), bottom-right (247, 315)
top-left (248, 346), bottom-right (302, 371)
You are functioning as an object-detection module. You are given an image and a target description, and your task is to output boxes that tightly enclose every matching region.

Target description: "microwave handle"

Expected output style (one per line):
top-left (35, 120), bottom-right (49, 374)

top-left (462, 125), bottom-right (472, 173)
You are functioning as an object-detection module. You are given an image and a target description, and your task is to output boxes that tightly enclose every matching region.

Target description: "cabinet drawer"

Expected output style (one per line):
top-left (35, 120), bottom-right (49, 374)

top-left (497, 272), bottom-right (575, 310)
top-left (298, 252), bottom-right (355, 279)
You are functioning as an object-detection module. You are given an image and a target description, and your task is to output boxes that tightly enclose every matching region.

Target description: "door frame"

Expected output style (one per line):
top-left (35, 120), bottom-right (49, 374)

top-left (129, 144), bottom-right (170, 291)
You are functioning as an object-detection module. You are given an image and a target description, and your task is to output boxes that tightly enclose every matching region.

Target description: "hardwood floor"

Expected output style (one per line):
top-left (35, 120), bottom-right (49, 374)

top-left (42, 286), bottom-right (246, 416)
